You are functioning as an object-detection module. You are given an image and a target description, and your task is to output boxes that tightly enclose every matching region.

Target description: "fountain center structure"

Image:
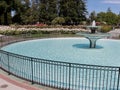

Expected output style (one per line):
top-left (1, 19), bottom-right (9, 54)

top-left (89, 20), bottom-right (98, 33)
top-left (77, 20), bottom-right (109, 48)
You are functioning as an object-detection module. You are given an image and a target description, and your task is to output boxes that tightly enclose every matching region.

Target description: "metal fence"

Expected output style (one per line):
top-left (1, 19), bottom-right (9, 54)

top-left (0, 35), bottom-right (120, 90)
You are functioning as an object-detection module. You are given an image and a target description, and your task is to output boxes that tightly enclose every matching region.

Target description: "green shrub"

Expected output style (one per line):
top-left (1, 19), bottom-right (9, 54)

top-left (41, 31), bottom-right (51, 34)
top-left (30, 30), bottom-right (38, 34)
top-left (101, 25), bottom-right (112, 33)
top-left (3, 30), bottom-right (16, 35)
top-left (52, 17), bottom-right (65, 25)
top-left (14, 30), bottom-right (22, 35)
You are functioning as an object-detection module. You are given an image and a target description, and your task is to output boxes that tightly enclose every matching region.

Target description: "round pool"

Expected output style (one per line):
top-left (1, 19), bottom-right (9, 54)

top-left (1, 38), bottom-right (120, 66)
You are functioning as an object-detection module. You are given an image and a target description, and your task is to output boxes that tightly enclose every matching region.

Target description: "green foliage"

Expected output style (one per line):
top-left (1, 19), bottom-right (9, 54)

top-left (59, 0), bottom-right (87, 25)
top-left (39, 1), bottom-right (49, 24)
top-left (38, 0), bottom-right (58, 24)
top-left (96, 9), bottom-right (119, 25)
top-left (20, 0), bottom-right (39, 24)
top-left (0, 0), bottom-right (23, 25)
top-left (0, 1), bottom-right (6, 14)
top-left (21, 8), bottom-right (39, 24)
top-left (0, 14), bottom-right (4, 24)
top-left (89, 11), bottom-right (97, 21)
top-left (2, 0), bottom-right (120, 26)
top-left (105, 12), bottom-right (118, 25)
top-left (101, 25), bottom-right (112, 33)
top-left (51, 17), bottom-right (65, 25)
top-left (47, 0), bottom-right (58, 21)
top-left (97, 12), bottom-right (106, 22)
top-left (88, 7), bottom-right (120, 26)
top-left (0, 0), bottom-right (87, 25)
top-left (0, 29), bottom-right (77, 36)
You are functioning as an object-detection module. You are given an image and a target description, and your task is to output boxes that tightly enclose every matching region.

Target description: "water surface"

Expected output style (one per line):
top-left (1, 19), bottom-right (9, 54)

top-left (2, 38), bottom-right (120, 66)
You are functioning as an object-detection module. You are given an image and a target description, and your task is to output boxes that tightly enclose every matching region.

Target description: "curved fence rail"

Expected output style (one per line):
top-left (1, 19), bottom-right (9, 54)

top-left (0, 35), bottom-right (120, 90)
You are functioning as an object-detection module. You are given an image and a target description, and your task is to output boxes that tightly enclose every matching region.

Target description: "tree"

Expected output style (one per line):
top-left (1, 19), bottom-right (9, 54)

top-left (59, 0), bottom-right (75, 24)
top-left (0, 1), bottom-right (6, 24)
top-left (0, 0), bottom-right (12, 25)
top-left (38, 0), bottom-right (48, 24)
top-left (47, 0), bottom-right (58, 23)
top-left (107, 7), bottom-right (112, 13)
top-left (97, 12), bottom-right (106, 23)
top-left (106, 11), bottom-right (118, 25)
top-left (0, 0), bottom-right (87, 25)
top-left (59, 0), bottom-right (87, 25)
top-left (39, 0), bottom-right (57, 24)
top-left (89, 11), bottom-right (97, 21)
top-left (76, 0), bottom-right (87, 22)
top-left (117, 12), bottom-right (120, 26)
top-left (20, 0), bottom-right (39, 24)
top-left (12, 0), bottom-right (24, 24)
top-left (96, 11), bottom-right (118, 25)
top-left (0, 0), bottom-right (24, 25)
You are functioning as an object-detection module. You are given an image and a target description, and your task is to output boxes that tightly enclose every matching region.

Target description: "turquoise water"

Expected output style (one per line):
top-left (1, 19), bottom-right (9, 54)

top-left (2, 38), bottom-right (120, 66)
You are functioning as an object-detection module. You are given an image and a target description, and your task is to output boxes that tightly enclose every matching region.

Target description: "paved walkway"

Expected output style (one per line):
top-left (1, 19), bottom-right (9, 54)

top-left (0, 73), bottom-right (40, 90)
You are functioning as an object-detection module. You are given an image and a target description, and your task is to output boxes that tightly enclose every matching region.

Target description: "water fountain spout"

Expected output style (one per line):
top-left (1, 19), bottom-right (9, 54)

top-left (92, 20), bottom-right (96, 27)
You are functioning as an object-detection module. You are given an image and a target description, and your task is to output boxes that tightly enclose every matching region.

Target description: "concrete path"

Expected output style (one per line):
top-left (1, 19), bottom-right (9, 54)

top-left (0, 73), bottom-right (40, 90)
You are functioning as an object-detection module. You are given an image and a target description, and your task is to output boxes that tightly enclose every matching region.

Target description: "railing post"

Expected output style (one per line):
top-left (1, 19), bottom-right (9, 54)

top-left (7, 52), bottom-right (11, 75)
top-left (117, 67), bottom-right (120, 90)
top-left (69, 63), bottom-right (71, 90)
top-left (31, 58), bottom-right (34, 84)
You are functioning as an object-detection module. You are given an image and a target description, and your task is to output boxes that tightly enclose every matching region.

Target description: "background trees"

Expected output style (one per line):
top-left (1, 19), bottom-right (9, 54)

top-left (1, 0), bottom-right (120, 25)
top-left (89, 8), bottom-right (120, 25)
top-left (59, 0), bottom-right (87, 25)
top-left (0, 0), bottom-right (25, 25)
top-left (20, 0), bottom-right (39, 24)
top-left (0, 0), bottom-right (13, 25)
top-left (39, 0), bottom-right (58, 24)
top-left (0, 0), bottom-right (87, 25)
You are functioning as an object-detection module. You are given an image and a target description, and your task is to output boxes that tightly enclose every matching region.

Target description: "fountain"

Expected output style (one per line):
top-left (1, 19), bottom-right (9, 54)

top-left (77, 20), bottom-right (109, 48)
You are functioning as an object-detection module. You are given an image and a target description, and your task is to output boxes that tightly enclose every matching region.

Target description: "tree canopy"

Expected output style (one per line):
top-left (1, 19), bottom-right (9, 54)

top-left (0, 0), bottom-right (24, 25)
top-left (89, 8), bottom-right (120, 25)
top-left (0, 0), bottom-right (87, 25)
top-left (1, 0), bottom-right (120, 25)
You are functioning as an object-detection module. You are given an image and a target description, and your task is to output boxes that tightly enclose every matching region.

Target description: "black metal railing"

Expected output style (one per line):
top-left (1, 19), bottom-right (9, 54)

top-left (0, 35), bottom-right (120, 90)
